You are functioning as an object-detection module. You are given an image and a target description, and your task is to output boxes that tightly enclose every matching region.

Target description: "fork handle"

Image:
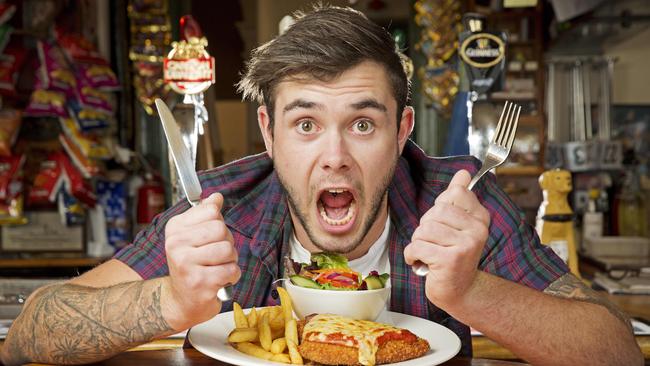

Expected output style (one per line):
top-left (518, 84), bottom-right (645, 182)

top-left (467, 165), bottom-right (490, 191)
top-left (411, 166), bottom-right (490, 277)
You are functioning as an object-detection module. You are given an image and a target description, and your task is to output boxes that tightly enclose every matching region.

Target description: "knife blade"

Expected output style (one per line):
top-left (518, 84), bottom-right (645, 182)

top-left (155, 98), bottom-right (233, 302)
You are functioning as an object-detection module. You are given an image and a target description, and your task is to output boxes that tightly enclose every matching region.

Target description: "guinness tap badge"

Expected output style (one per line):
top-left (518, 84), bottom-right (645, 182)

top-left (458, 13), bottom-right (507, 95)
top-left (460, 33), bottom-right (505, 68)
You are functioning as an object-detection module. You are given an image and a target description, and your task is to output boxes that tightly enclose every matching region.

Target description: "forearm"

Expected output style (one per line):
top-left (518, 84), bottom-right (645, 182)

top-left (446, 272), bottom-right (642, 366)
top-left (0, 277), bottom-right (175, 365)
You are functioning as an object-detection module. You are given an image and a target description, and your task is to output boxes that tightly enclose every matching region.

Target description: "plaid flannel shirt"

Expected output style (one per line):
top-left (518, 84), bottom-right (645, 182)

top-left (115, 139), bottom-right (568, 357)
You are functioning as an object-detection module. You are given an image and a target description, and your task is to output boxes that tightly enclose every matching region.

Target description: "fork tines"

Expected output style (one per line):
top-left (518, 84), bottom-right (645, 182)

top-left (494, 101), bottom-right (522, 149)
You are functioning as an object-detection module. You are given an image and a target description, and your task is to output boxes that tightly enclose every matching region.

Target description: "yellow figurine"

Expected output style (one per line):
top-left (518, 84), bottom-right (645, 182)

top-left (536, 169), bottom-right (581, 277)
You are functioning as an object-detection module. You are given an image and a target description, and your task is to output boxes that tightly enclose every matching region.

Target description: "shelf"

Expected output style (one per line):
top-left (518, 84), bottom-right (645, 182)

top-left (0, 257), bottom-right (108, 268)
top-left (485, 8), bottom-right (538, 19)
top-left (496, 165), bottom-right (544, 176)
top-left (518, 114), bottom-right (544, 125)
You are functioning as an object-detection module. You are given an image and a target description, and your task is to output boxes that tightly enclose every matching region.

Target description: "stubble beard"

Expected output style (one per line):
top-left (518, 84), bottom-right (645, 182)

top-left (276, 158), bottom-right (397, 255)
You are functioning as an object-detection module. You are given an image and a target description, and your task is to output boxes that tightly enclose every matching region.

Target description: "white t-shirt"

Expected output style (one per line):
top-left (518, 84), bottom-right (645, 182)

top-left (288, 216), bottom-right (391, 284)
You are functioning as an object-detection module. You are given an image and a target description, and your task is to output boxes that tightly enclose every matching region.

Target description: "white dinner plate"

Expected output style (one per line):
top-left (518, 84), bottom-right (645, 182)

top-left (189, 309), bottom-right (461, 366)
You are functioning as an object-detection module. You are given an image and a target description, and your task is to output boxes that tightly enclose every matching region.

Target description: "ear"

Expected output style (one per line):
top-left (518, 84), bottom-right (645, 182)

top-left (397, 106), bottom-right (415, 154)
top-left (257, 105), bottom-right (273, 158)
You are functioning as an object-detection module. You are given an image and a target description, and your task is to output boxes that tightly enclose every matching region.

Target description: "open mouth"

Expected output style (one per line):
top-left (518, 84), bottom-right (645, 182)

top-left (317, 188), bottom-right (356, 227)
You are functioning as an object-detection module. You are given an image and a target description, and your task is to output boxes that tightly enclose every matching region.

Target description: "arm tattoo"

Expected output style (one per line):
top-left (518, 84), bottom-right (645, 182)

top-left (1, 280), bottom-right (174, 365)
top-left (544, 273), bottom-right (633, 332)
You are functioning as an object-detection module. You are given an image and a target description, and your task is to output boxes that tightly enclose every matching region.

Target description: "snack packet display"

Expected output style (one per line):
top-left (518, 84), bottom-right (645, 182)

top-left (0, 109), bottom-right (21, 157)
top-left (96, 179), bottom-right (129, 249)
top-left (59, 117), bottom-right (111, 160)
top-left (25, 89), bottom-right (68, 117)
top-left (56, 151), bottom-right (96, 207)
top-left (28, 154), bottom-right (64, 206)
top-left (59, 134), bottom-right (101, 178)
top-left (57, 189), bottom-right (85, 226)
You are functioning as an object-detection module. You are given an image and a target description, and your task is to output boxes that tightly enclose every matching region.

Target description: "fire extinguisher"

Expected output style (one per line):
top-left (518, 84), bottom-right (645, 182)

top-left (136, 173), bottom-right (165, 230)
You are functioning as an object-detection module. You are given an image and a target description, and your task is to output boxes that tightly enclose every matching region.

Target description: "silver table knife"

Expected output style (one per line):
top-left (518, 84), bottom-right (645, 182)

top-left (155, 98), bottom-right (233, 302)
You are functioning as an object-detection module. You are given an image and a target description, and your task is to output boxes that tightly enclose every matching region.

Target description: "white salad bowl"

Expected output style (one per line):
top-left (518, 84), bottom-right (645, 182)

top-left (283, 279), bottom-right (390, 321)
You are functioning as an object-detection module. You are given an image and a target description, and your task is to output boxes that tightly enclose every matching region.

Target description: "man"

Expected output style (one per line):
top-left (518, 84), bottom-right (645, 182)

top-left (1, 5), bottom-right (642, 365)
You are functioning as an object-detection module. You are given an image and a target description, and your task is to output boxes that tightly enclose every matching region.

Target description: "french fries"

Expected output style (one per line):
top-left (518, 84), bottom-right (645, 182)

top-left (233, 302), bottom-right (249, 328)
top-left (270, 337), bottom-right (287, 354)
top-left (258, 312), bottom-right (272, 351)
top-left (227, 327), bottom-right (258, 343)
top-left (229, 288), bottom-right (302, 364)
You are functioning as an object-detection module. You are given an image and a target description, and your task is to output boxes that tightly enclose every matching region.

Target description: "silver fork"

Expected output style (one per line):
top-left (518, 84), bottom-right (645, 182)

top-left (412, 101), bottom-right (521, 277)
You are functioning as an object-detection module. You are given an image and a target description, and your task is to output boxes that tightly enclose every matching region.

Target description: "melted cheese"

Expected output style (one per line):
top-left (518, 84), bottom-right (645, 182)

top-left (302, 314), bottom-right (403, 366)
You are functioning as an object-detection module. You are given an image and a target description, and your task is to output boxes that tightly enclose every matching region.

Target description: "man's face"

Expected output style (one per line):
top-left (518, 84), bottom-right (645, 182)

top-left (258, 61), bottom-right (413, 255)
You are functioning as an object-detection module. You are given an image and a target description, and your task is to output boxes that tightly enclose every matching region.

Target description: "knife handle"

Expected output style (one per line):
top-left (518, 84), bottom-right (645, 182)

top-left (189, 198), bottom-right (233, 301)
top-left (217, 285), bottom-right (233, 301)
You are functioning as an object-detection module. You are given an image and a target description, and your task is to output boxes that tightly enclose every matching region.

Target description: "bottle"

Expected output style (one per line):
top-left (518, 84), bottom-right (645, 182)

top-left (617, 172), bottom-right (647, 237)
top-left (582, 188), bottom-right (603, 239)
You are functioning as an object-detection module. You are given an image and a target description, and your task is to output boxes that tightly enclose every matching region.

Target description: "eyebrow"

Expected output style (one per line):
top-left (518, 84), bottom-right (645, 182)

top-left (283, 99), bottom-right (324, 114)
top-left (350, 99), bottom-right (388, 113)
top-left (283, 98), bottom-right (388, 114)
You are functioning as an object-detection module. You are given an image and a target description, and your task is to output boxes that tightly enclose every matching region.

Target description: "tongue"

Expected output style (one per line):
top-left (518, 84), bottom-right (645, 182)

top-left (321, 191), bottom-right (353, 220)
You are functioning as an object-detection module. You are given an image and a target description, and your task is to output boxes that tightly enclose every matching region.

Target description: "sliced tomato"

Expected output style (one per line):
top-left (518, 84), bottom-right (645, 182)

top-left (313, 268), bottom-right (361, 289)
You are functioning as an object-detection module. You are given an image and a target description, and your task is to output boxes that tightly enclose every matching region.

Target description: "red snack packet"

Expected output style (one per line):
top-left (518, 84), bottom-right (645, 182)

top-left (56, 152), bottom-right (96, 207)
top-left (0, 46), bottom-right (26, 96)
top-left (0, 154), bottom-right (27, 225)
top-left (75, 79), bottom-right (113, 113)
top-left (25, 89), bottom-right (68, 117)
top-left (37, 41), bottom-right (77, 98)
top-left (55, 29), bottom-right (108, 66)
top-left (0, 155), bottom-right (24, 201)
top-left (0, 109), bottom-right (21, 157)
top-left (59, 134), bottom-right (100, 178)
top-left (0, 3), bottom-right (16, 26)
top-left (28, 153), bottom-right (64, 206)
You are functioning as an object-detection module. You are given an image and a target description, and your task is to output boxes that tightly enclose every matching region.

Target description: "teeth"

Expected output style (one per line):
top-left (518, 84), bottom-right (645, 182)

top-left (328, 189), bottom-right (345, 193)
top-left (319, 201), bottom-right (355, 226)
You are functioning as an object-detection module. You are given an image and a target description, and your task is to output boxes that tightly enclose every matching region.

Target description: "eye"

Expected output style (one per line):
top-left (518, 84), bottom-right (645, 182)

top-left (352, 120), bottom-right (374, 135)
top-left (297, 120), bottom-right (318, 134)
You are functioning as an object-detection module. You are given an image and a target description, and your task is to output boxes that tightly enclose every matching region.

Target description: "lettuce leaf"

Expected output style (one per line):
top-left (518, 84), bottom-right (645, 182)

top-left (311, 252), bottom-right (349, 269)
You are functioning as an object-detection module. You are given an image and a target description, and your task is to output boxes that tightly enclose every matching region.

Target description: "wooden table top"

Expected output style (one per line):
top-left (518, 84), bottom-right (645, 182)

top-left (85, 348), bottom-right (529, 366)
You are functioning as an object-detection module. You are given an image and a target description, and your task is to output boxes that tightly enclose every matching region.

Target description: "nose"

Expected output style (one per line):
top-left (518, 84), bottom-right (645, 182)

top-left (320, 131), bottom-right (351, 172)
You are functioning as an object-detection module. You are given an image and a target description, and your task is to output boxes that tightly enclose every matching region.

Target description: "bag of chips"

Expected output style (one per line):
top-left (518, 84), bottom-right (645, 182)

top-left (56, 151), bottom-right (96, 207)
top-left (25, 89), bottom-right (68, 117)
top-left (0, 109), bottom-right (21, 157)
top-left (96, 178), bottom-right (128, 249)
top-left (57, 189), bottom-right (85, 226)
top-left (67, 99), bottom-right (111, 133)
top-left (59, 134), bottom-right (101, 178)
top-left (36, 41), bottom-right (77, 98)
top-left (0, 46), bottom-right (27, 96)
top-left (0, 155), bottom-right (27, 223)
top-left (59, 117), bottom-right (111, 160)
top-left (78, 63), bottom-right (120, 91)
top-left (28, 153), bottom-right (64, 206)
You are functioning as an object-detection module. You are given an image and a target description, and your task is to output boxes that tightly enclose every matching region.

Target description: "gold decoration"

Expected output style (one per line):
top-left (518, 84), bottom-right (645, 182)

top-left (414, 0), bottom-right (462, 117)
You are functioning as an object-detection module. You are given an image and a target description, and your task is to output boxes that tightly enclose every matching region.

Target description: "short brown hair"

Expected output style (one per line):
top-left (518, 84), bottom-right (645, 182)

top-left (237, 5), bottom-right (410, 124)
